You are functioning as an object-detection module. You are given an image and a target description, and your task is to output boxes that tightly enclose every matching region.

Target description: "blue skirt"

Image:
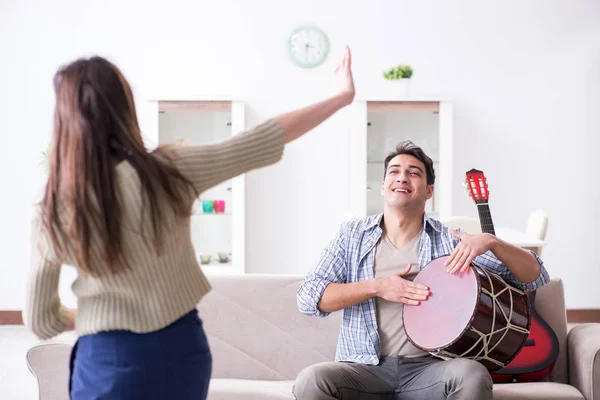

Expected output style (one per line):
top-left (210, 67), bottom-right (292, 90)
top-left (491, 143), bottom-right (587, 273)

top-left (69, 310), bottom-right (212, 400)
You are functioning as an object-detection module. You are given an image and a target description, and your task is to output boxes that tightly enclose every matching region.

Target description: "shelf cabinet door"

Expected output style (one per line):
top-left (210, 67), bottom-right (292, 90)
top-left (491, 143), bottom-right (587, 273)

top-left (155, 100), bottom-right (245, 274)
top-left (350, 100), bottom-right (453, 220)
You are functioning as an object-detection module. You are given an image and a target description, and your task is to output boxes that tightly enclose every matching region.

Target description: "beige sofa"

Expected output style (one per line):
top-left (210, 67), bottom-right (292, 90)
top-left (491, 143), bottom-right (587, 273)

top-left (27, 275), bottom-right (600, 400)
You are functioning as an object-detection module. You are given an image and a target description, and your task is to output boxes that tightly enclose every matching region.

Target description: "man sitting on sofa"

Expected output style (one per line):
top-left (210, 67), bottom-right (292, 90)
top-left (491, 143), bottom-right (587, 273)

top-left (294, 140), bottom-right (550, 400)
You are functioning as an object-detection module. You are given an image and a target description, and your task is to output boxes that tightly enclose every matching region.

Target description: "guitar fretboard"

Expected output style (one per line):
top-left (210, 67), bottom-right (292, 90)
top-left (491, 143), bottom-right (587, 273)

top-left (476, 203), bottom-right (496, 236)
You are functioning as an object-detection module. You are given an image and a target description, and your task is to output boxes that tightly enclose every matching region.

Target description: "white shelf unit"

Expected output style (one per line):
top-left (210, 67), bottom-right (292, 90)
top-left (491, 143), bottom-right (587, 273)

top-left (349, 99), bottom-right (453, 220)
top-left (148, 100), bottom-right (246, 274)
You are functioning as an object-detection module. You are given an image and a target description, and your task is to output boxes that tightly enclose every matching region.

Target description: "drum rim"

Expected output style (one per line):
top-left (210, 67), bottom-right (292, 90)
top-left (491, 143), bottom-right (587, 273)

top-left (402, 256), bottom-right (482, 353)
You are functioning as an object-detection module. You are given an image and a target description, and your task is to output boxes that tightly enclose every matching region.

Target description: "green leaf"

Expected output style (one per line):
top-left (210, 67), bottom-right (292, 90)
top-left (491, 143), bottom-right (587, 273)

top-left (383, 64), bottom-right (414, 80)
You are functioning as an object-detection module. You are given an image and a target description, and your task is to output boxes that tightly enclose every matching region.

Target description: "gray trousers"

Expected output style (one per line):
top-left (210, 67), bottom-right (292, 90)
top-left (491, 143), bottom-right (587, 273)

top-left (293, 356), bottom-right (492, 400)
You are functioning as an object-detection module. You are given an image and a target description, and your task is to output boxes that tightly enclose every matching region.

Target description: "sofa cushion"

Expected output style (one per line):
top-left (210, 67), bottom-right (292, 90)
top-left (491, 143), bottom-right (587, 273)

top-left (208, 379), bottom-right (295, 400)
top-left (493, 382), bottom-right (584, 399)
top-left (207, 380), bottom-right (584, 400)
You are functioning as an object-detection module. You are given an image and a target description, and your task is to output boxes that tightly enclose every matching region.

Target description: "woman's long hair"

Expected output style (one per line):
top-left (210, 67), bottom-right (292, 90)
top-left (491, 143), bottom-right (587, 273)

top-left (41, 56), bottom-right (196, 276)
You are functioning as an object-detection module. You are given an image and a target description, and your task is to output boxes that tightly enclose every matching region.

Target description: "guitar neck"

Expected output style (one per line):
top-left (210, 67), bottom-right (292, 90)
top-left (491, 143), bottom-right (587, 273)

top-left (476, 203), bottom-right (496, 236)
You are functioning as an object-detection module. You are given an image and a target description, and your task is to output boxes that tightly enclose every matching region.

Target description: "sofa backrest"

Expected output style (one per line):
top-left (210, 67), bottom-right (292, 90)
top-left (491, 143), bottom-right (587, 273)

top-left (198, 274), bottom-right (567, 383)
top-left (198, 274), bottom-right (341, 380)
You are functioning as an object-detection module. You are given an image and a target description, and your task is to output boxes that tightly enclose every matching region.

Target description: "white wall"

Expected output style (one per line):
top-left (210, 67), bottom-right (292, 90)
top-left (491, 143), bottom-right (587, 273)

top-left (1, 0), bottom-right (599, 309)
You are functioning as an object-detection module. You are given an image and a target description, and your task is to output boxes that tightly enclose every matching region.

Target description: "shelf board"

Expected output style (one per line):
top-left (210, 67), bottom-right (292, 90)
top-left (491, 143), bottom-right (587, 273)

top-left (158, 100), bottom-right (232, 112)
top-left (367, 101), bottom-right (440, 113)
top-left (198, 261), bottom-right (232, 267)
top-left (193, 212), bottom-right (232, 216)
top-left (358, 96), bottom-right (450, 102)
top-left (367, 161), bottom-right (440, 164)
top-left (199, 263), bottom-right (238, 276)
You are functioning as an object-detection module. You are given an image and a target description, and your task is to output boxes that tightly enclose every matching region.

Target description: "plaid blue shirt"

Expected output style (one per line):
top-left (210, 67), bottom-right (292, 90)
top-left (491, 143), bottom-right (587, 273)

top-left (297, 213), bottom-right (550, 365)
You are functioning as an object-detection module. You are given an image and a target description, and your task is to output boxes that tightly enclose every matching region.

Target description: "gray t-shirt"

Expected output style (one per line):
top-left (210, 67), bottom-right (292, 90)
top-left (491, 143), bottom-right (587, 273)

top-left (374, 231), bottom-right (428, 358)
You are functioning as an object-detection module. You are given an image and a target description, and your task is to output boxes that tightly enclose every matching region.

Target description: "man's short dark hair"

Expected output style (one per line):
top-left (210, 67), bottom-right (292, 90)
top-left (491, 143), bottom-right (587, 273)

top-left (383, 140), bottom-right (435, 185)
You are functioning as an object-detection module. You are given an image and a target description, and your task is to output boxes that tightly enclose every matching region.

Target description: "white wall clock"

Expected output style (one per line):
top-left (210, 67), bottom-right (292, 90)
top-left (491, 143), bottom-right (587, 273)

top-left (287, 25), bottom-right (329, 68)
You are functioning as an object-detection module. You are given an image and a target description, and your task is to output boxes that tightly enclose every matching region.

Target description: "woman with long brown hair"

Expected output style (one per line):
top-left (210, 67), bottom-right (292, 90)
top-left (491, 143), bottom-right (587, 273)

top-left (24, 47), bottom-right (355, 399)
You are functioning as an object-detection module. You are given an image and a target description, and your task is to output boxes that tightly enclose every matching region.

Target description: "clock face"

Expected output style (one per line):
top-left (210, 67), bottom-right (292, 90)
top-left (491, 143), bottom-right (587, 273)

top-left (287, 26), bottom-right (329, 68)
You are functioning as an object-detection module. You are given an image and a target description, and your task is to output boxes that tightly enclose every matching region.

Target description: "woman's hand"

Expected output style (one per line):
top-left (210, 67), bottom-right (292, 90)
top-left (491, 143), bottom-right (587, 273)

top-left (64, 308), bottom-right (77, 331)
top-left (334, 46), bottom-right (355, 106)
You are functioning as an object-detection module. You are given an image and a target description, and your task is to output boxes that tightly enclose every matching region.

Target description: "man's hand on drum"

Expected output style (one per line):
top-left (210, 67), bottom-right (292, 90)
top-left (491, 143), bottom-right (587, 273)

top-left (445, 229), bottom-right (496, 274)
top-left (376, 264), bottom-right (430, 305)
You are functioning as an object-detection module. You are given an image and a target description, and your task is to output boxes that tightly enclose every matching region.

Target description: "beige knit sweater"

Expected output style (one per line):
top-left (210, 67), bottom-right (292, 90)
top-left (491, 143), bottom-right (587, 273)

top-left (24, 119), bottom-right (284, 340)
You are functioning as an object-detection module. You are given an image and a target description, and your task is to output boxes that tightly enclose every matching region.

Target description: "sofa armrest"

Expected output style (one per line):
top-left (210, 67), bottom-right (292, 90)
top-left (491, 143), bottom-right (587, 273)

top-left (568, 323), bottom-right (600, 400)
top-left (26, 342), bottom-right (73, 400)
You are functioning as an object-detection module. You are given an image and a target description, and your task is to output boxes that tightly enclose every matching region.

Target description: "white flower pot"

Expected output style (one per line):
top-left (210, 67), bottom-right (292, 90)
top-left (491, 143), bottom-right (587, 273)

top-left (391, 78), bottom-right (411, 98)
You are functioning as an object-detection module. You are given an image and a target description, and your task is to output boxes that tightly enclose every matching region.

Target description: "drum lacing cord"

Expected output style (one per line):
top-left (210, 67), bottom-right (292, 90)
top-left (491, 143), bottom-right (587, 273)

top-left (432, 270), bottom-right (529, 367)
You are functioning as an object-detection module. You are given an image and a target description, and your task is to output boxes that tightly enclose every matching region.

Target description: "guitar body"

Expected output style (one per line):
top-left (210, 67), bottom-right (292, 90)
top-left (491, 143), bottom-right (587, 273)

top-left (465, 169), bottom-right (559, 382)
top-left (490, 291), bottom-right (559, 382)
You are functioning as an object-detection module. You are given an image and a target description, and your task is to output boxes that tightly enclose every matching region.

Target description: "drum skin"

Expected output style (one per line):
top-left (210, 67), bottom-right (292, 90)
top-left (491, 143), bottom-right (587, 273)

top-left (403, 256), bottom-right (531, 371)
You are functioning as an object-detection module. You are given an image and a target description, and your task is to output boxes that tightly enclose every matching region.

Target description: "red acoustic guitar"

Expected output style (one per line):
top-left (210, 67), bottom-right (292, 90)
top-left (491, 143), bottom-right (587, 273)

top-left (465, 169), bottom-right (559, 382)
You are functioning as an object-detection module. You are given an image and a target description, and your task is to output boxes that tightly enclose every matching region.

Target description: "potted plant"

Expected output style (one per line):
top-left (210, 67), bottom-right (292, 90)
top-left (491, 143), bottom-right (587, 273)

top-left (383, 65), bottom-right (413, 97)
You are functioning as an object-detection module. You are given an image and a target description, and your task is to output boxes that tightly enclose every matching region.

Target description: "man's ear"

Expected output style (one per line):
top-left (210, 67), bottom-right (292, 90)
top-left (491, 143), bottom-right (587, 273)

top-left (426, 184), bottom-right (434, 200)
